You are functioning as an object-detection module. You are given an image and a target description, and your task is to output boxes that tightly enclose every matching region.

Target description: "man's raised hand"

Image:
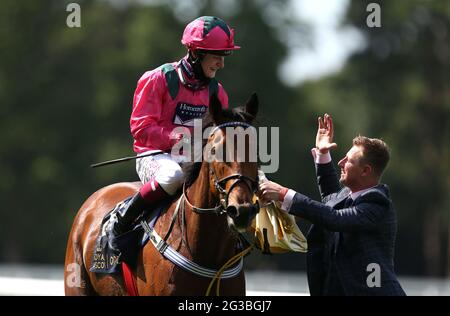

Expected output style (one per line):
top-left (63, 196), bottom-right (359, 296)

top-left (315, 113), bottom-right (337, 154)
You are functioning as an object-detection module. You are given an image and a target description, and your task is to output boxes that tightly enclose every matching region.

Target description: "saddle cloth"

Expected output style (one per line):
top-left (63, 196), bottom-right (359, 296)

top-left (89, 196), bottom-right (171, 274)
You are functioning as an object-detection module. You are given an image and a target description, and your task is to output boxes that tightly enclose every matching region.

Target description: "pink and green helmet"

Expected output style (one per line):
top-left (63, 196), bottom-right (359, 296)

top-left (181, 16), bottom-right (240, 54)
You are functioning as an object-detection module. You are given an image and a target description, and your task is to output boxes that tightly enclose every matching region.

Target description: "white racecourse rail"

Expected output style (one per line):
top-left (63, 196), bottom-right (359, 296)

top-left (0, 277), bottom-right (307, 296)
top-left (0, 265), bottom-right (309, 296)
top-left (1, 265), bottom-right (450, 296)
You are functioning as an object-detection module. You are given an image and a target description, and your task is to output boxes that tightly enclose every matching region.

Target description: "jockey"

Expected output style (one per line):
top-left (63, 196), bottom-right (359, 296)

top-left (112, 16), bottom-right (240, 236)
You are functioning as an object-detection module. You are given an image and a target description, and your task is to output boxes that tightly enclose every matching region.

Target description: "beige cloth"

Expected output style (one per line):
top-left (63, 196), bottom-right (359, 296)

top-left (249, 198), bottom-right (308, 254)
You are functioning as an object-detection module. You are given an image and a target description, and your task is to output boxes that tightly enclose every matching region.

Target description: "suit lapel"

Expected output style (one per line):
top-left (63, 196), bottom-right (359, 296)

top-left (326, 188), bottom-right (351, 208)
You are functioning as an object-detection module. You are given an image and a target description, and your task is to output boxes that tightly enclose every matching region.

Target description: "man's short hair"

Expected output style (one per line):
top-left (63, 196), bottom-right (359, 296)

top-left (353, 136), bottom-right (390, 177)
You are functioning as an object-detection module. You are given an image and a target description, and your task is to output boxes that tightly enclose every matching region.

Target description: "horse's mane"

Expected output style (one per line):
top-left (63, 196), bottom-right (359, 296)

top-left (182, 106), bottom-right (256, 187)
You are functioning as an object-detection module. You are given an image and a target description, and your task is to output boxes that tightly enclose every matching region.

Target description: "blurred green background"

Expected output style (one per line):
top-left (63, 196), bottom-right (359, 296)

top-left (0, 0), bottom-right (449, 277)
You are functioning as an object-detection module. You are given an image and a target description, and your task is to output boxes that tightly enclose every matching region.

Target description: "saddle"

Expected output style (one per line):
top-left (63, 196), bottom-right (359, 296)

top-left (89, 196), bottom-right (173, 274)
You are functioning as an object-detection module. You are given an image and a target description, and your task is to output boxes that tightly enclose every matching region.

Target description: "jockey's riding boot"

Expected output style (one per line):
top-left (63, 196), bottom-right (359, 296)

top-left (113, 179), bottom-right (168, 236)
top-left (112, 193), bottom-right (147, 236)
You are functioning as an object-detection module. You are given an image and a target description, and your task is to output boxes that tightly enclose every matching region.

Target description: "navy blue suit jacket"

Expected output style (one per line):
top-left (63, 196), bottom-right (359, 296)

top-left (288, 162), bottom-right (405, 296)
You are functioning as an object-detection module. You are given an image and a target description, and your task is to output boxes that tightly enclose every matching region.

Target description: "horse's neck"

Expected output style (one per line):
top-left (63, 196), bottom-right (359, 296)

top-left (188, 162), bottom-right (217, 210)
top-left (184, 162), bottom-right (237, 266)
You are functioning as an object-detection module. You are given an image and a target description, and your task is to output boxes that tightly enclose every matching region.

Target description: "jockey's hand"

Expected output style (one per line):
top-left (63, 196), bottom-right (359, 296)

top-left (316, 113), bottom-right (337, 154)
top-left (258, 181), bottom-right (288, 204)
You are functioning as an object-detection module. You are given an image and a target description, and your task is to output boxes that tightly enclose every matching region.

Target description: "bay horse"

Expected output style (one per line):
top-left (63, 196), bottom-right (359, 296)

top-left (64, 93), bottom-right (259, 295)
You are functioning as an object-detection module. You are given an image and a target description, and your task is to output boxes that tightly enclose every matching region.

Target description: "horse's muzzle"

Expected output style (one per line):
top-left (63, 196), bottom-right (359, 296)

top-left (227, 202), bottom-right (260, 233)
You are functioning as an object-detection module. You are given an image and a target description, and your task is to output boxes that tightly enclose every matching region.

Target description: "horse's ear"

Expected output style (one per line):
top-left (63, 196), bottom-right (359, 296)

top-left (245, 93), bottom-right (258, 119)
top-left (209, 93), bottom-right (222, 123)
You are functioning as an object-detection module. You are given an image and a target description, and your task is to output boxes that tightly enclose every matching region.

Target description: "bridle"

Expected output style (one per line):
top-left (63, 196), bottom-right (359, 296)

top-left (141, 121), bottom-right (259, 284)
top-left (182, 121), bottom-right (260, 217)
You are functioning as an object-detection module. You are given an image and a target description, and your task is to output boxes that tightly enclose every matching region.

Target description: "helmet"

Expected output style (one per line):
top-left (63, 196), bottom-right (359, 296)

top-left (181, 16), bottom-right (240, 54)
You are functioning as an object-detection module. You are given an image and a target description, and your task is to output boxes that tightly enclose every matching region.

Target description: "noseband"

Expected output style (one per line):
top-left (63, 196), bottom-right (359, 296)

top-left (183, 121), bottom-right (259, 216)
top-left (212, 171), bottom-right (258, 211)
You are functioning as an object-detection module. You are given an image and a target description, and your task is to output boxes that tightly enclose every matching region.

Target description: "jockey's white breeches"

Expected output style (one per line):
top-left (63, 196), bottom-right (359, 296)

top-left (136, 151), bottom-right (187, 196)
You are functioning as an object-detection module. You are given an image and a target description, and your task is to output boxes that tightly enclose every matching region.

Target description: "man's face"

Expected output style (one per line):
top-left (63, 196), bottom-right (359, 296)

top-left (201, 53), bottom-right (225, 78)
top-left (338, 145), bottom-right (365, 189)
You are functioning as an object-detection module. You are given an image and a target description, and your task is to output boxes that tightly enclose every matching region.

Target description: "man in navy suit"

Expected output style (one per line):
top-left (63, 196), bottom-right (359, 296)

top-left (259, 113), bottom-right (405, 296)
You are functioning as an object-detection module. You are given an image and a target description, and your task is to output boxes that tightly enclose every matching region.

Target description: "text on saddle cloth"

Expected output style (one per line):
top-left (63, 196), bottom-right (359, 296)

top-left (90, 196), bottom-right (168, 274)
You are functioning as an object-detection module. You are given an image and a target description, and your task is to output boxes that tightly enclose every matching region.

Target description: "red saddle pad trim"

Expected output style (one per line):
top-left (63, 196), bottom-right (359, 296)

top-left (122, 262), bottom-right (139, 296)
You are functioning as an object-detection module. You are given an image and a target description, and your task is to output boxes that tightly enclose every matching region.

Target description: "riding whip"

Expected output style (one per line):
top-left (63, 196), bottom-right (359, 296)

top-left (90, 150), bottom-right (163, 168)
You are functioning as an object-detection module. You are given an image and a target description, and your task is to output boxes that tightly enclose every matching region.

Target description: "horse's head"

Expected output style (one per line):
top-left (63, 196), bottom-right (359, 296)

top-left (203, 92), bottom-right (260, 233)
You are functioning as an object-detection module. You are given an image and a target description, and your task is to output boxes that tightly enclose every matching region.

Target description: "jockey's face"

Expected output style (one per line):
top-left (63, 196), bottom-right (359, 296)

top-left (201, 53), bottom-right (225, 78)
